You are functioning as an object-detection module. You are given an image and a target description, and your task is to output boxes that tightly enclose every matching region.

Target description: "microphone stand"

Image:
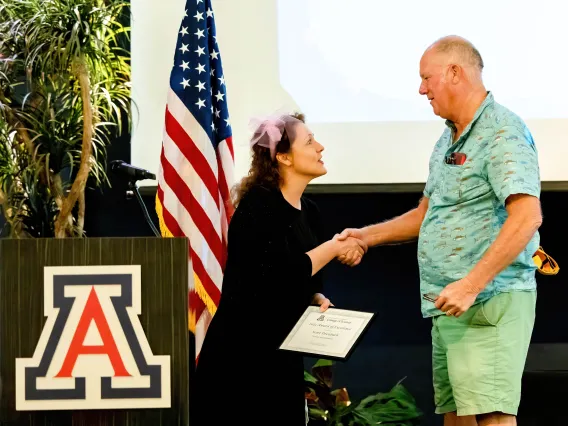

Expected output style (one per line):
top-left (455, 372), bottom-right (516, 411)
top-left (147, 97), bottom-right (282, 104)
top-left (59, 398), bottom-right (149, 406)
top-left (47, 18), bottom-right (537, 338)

top-left (127, 180), bottom-right (161, 237)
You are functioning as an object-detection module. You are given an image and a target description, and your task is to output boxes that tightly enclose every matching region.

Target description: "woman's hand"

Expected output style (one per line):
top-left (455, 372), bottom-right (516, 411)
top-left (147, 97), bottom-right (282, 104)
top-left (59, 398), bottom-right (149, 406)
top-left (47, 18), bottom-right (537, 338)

top-left (312, 293), bottom-right (334, 312)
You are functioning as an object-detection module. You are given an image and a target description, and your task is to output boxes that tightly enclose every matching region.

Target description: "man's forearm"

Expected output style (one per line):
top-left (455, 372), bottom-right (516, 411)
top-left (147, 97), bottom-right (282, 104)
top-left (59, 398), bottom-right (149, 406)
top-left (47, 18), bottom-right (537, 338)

top-left (362, 207), bottom-right (424, 247)
top-left (467, 198), bottom-right (542, 291)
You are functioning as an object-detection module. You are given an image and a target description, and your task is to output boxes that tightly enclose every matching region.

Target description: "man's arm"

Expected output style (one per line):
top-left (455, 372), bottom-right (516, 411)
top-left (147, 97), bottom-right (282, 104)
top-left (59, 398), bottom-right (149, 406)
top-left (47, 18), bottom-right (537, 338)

top-left (436, 193), bottom-right (542, 316)
top-left (335, 197), bottom-right (429, 265)
top-left (467, 193), bottom-right (542, 290)
top-left (340, 196), bottom-right (429, 248)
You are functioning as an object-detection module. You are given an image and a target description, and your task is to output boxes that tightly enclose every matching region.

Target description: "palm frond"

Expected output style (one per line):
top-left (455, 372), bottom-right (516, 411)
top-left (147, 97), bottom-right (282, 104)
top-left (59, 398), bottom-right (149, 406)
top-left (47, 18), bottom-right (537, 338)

top-left (0, 0), bottom-right (130, 237)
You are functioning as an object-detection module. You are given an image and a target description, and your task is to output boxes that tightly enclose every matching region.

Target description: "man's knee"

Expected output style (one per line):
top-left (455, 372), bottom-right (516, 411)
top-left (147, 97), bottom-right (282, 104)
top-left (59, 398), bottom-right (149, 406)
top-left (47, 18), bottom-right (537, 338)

top-left (444, 412), bottom-right (477, 426)
top-left (444, 412), bottom-right (458, 426)
top-left (476, 412), bottom-right (516, 425)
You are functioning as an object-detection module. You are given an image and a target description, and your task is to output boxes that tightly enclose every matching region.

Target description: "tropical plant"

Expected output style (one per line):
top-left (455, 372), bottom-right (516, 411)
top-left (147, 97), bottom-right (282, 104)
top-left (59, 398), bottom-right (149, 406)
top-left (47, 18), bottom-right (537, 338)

top-left (0, 0), bottom-right (130, 237)
top-left (305, 359), bottom-right (423, 426)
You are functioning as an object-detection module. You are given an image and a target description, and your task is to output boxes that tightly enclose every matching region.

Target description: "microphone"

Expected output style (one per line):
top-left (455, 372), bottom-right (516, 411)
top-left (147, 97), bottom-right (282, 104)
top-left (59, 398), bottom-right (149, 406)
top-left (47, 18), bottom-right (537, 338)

top-left (110, 160), bottom-right (156, 181)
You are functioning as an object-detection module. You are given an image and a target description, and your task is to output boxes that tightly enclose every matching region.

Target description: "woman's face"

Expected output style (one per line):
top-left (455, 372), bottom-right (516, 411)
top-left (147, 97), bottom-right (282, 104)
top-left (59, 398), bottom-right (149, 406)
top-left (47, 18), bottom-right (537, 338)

top-left (286, 123), bottom-right (327, 179)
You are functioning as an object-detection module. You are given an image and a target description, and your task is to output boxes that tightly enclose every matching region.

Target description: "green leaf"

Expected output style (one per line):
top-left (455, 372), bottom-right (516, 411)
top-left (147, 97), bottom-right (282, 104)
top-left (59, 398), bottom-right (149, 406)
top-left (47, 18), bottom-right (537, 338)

top-left (313, 359), bottom-right (334, 368)
top-left (308, 407), bottom-right (329, 422)
top-left (312, 359), bottom-right (334, 389)
top-left (351, 383), bottom-right (423, 424)
top-left (304, 370), bottom-right (319, 385)
top-left (0, 0), bottom-right (130, 237)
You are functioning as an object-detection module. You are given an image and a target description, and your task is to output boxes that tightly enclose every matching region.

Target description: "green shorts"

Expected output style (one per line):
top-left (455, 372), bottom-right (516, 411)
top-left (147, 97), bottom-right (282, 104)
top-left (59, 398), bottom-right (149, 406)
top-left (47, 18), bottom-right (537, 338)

top-left (431, 290), bottom-right (536, 417)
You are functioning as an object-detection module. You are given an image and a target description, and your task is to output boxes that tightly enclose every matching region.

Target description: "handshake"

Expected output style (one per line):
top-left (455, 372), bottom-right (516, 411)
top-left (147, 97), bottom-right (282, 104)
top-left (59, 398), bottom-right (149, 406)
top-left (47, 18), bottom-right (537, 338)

top-left (332, 228), bottom-right (367, 267)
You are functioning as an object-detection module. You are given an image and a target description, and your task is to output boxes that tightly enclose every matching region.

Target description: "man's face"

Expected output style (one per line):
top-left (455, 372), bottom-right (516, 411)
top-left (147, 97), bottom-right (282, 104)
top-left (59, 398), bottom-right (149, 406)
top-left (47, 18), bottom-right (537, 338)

top-left (419, 50), bottom-right (453, 119)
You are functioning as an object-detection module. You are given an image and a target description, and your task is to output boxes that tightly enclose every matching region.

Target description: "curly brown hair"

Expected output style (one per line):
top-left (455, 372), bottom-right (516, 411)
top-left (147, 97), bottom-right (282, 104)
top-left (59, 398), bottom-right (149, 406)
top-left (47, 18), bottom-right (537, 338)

top-left (231, 112), bottom-right (305, 208)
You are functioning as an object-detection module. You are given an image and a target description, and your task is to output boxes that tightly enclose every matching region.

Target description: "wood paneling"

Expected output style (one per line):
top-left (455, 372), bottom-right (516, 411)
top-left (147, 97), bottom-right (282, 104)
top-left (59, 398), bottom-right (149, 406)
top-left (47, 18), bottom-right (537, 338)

top-left (0, 238), bottom-right (190, 426)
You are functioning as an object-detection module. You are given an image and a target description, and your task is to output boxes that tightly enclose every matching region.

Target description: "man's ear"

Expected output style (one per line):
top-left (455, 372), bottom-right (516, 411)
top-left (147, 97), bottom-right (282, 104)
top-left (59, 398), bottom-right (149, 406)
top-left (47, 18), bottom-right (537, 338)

top-left (450, 64), bottom-right (461, 84)
top-left (276, 152), bottom-right (292, 167)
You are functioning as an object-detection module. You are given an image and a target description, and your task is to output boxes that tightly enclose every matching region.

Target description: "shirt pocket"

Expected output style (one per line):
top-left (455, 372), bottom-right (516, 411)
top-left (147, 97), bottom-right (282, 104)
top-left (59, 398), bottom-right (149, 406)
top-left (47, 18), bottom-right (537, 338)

top-left (440, 163), bottom-right (491, 205)
top-left (440, 164), bottom-right (466, 203)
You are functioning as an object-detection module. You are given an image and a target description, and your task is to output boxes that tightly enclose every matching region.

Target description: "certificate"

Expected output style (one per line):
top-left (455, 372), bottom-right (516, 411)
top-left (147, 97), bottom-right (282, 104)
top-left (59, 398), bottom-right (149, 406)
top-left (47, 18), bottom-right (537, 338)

top-left (279, 306), bottom-right (375, 361)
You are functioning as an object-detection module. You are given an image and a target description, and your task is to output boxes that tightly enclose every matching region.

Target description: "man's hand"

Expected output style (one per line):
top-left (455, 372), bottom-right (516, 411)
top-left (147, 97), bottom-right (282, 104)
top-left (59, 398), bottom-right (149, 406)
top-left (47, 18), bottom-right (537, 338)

top-left (335, 229), bottom-right (367, 265)
top-left (434, 277), bottom-right (481, 317)
top-left (336, 228), bottom-right (365, 242)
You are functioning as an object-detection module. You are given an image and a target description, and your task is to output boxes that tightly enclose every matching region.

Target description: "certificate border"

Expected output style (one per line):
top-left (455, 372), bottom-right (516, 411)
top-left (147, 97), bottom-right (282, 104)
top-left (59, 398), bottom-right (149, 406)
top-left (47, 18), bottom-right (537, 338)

top-left (278, 305), bottom-right (376, 362)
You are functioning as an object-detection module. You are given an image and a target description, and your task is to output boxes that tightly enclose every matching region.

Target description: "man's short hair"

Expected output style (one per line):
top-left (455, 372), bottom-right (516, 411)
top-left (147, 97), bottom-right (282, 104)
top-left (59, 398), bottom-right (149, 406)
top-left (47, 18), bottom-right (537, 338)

top-left (432, 36), bottom-right (484, 72)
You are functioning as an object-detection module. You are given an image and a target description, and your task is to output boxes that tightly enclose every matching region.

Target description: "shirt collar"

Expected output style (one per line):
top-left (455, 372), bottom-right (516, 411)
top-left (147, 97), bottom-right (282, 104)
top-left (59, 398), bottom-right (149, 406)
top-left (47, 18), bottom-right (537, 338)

top-left (444, 91), bottom-right (494, 136)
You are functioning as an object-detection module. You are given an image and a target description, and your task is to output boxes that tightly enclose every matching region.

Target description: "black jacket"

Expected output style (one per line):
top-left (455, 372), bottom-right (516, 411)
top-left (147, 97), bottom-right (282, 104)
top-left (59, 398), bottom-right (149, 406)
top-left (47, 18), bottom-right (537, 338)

top-left (193, 184), bottom-right (324, 425)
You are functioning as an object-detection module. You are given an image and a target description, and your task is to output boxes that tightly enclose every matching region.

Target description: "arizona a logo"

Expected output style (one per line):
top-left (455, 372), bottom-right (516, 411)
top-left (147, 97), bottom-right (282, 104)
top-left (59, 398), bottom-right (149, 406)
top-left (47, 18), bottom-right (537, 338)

top-left (16, 265), bottom-right (170, 411)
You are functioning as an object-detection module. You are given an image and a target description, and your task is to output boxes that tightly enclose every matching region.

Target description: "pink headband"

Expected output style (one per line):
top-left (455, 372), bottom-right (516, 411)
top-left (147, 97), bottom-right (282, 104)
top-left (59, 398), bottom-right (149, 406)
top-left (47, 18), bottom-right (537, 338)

top-left (249, 115), bottom-right (303, 159)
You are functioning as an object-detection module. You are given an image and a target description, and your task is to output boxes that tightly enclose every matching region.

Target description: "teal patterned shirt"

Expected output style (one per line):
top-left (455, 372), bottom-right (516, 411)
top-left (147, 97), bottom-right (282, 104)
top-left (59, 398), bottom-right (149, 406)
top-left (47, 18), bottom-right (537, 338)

top-left (419, 92), bottom-right (541, 318)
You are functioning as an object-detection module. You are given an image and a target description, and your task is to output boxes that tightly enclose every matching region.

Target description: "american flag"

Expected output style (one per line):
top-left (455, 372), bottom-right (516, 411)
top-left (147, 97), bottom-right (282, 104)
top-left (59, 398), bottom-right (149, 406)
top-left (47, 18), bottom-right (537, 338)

top-left (155, 0), bottom-right (234, 361)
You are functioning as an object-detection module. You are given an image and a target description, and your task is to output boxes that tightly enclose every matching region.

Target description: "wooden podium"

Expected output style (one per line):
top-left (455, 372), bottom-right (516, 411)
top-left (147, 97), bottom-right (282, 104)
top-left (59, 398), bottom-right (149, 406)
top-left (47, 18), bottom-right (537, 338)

top-left (0, 237), bottom-right (191, 426)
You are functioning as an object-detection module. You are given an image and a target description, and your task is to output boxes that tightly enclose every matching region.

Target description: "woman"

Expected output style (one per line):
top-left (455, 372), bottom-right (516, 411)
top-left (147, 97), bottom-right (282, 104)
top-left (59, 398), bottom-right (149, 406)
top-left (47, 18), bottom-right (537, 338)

top-left (193, 113), bottom-right (366, 425)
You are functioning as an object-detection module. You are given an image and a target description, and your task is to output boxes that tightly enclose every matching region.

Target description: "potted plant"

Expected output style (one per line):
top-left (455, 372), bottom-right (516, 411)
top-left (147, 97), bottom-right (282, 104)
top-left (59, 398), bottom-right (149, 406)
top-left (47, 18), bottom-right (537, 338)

top-left (0, 0), bottom-right (130, 238)
top-left (305, 359), bottom-right (423, 425)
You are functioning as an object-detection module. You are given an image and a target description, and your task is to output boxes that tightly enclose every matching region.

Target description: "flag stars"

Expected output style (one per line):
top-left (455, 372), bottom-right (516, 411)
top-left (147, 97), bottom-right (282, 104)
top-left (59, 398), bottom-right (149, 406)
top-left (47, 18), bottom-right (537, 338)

top-left (210, 49), bottom-right (219, 60)
top-left (195, 63), bottom-right (206, 74)
top-left (195, 29), bottom-right (205, 39)
top-left (196, 98), bottom-right (206, 109)
top-left (195, 81), bottom-right (206, 92)
top-left (195, 46), bottom-right (205, 57)
top-left (218, 75), bottom-right (225, 85)
top-left (206, 8), bottom-right (213, 18)
top-left (194, 11), bottom-right (204, 22)
top-left (180, 61), bottom-right (190, 71)
top-left (197, 0), bottom-right (203, 3)
top-left (210, 68), bottom-right (215, 76)
top-left (224, 118), bottom-right (231, 127)
top-left (215, 91), bottom-right (225, 102)
top-left (180, 26), bottom-right (189, 36)
top-left (211, 122), bottom-right (216, 131)
top-left (214, 108), bottom-right (221, 118)
top-left (180, 78), bottom-right (190, 89)
top-left (179, 43), bottom-right (189, 53)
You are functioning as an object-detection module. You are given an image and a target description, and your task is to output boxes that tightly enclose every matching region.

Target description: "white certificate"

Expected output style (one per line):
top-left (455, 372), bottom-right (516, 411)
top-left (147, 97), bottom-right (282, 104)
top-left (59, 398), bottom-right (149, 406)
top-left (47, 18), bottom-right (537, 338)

top-left (279, 306), bottom-right (375, 360)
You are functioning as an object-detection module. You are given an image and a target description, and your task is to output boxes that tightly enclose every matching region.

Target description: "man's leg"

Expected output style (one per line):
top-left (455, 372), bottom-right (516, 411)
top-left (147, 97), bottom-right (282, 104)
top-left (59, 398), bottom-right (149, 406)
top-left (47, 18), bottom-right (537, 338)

top-left (433, 320), bottom-right (474, 426)
top-left (438, 291), bottom-right (536, 418)
top-left (444, 412), bottom-right (477, 426)
top-left (431, 317), bottom-right (458, 416)
top-left (476, 412), bottom-right (516, 425)
top-left (444, 410), bottom-right (517, 425)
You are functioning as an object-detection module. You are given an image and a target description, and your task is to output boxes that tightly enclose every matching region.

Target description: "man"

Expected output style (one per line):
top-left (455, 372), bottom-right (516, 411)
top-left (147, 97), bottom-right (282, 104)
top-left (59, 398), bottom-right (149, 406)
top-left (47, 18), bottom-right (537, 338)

top-left (338, 36), bottom-right (542, 426)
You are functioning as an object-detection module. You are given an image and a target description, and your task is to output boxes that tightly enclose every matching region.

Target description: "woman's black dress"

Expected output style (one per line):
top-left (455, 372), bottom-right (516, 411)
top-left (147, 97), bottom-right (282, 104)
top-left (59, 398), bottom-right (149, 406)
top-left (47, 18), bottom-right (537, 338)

top-left (192, 185), bottom-right (324, 425)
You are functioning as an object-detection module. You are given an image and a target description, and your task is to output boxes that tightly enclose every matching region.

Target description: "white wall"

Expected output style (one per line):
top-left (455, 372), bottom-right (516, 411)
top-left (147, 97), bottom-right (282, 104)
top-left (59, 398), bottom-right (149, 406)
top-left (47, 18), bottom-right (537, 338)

top-left (131, 0), bottom-right (568, 187)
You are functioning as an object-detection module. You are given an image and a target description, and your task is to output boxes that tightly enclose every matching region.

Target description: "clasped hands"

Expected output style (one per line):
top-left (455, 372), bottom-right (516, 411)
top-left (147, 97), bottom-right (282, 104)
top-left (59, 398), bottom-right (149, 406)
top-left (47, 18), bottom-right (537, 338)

top-left (332, 228), bottom-right (368, 267)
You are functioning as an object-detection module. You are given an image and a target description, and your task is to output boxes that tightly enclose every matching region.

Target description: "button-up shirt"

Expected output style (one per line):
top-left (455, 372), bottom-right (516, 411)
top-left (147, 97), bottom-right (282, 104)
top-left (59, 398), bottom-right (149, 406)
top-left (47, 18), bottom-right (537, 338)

top-left (419, 92), bottom-right (541, 318)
